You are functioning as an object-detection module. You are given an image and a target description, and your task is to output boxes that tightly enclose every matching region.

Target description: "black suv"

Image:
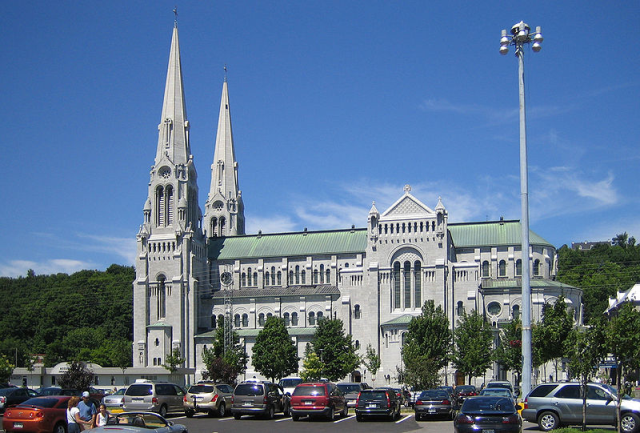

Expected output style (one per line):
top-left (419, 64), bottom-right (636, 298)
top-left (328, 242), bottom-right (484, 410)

top-left (231, 381), bottom-right (289, 420)
top-left (355, 388), bottom-right (401, 421)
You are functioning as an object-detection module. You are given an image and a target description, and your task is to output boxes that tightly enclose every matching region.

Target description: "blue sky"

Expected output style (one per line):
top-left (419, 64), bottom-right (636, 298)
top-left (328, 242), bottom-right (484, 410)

top-left (1, 1), bottom-right (639, 277)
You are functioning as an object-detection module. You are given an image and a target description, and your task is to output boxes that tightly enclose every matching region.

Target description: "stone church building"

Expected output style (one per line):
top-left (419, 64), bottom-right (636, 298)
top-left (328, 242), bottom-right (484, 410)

top-left (132, 24), bottom-right (583, 387)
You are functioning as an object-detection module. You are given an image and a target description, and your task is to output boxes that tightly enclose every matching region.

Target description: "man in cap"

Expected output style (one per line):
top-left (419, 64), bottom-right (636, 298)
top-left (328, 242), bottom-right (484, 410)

top-left (78, 391), bottom-right (97, 428)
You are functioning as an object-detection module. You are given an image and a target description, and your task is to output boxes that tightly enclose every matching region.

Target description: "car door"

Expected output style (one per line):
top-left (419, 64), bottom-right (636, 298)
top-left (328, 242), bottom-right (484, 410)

top-left (552, 384), bottom-right (583, 425)
top-left (585, 385), bottom-right (617, 425)
top-left (216, 385), bottom-right (233, 407)
top-left (172, 385), bottom-right (185, 412)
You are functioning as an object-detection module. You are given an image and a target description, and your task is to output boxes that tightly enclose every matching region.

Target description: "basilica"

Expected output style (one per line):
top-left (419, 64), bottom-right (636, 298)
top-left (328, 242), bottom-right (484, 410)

top-left (132, 23), bottom-right (583, 387)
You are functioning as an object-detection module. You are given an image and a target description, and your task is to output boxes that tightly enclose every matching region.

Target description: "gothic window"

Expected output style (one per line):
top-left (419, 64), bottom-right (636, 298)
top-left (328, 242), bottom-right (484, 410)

top-left (289, 270), bottom-right (294, 284)
top-left (404, 261), bottom-right (411, 308)
top-left (284, 313), bottom-right (290, 326)
top-left (158, 275), bottom-right (166, 319)
top-left (165, 185), bottom-right (173, 225)
top-left (242, 314), bottom-right (249, 327)
top-left (326, 268), bottom-right (330, 284)
top-left (301, 270), bottom-right (306, 284)
top-left (253, 272), bottom-right (258, 285)
top-left (533, 259), bottom-right (541, 276)
top-left (354, 304), bottom-right (361, 319)
top-left (317, 311), bottom-right (323, 322)
top-left (482, 261), bottom-right (490, 278)
top-left (499, 260), bottom-right (507, 277)
top-left (265, 271), bottom-right (270, 285)
top-left (313, 269), bottom-right (319, 284)
top-left (234, 314), bottom-right (240, 327)
top-left (414, 261), bottom-right (421, 307)
top-left (271, 267), bottom-right (276, 285)
top-left (516, 259), bottom-right (522, 276)
top-left (241, 273), bottom-right (246, 287)
top-left (393, 262), bottom-right (401, 309)
top-left (277, 271), bottom-right (282, 285)
top-left (512, 305), bottom-right (520, 320)
top-left (220, 217), bottom-right (226, 235)
top-left (210, 217), bottom-right (217, 236)
top-left (247, 268), bottom-right (252, 286)
top-left (295, 265), bottom-right (300, 284)
top-left (292, 312), bottom-right (298, 326)
top-left (457, 301), bottom-right (465, 316)
top-left (156, 186), bottom-right (164, 226)
top-left (258, 313), bottom-right (265, 327)
top-left (320, 265), bottom-right (325, 283)
top-left (309, 312), bottom-right (315, 326)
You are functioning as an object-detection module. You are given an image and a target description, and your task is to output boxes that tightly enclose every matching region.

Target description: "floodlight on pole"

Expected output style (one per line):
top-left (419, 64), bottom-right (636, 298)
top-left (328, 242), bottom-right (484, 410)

top-left (499, 21), bottom-right (543, 399)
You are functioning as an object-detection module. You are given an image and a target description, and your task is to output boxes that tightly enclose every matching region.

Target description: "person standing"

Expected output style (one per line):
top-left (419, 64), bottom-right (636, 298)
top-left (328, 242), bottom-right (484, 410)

top-left (96, 404), bottom-right (110, 427)
top-left (78, 391), bottom-right (97, 428)
top-left (67, 396), bottom-right (91, 433)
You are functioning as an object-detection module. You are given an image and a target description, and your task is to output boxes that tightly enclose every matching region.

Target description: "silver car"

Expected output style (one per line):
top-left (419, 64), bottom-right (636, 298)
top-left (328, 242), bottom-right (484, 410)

top-left (522, 382), bottom-right (640, 432)
top-left (102, 388), bottom-right (127, 412)
top-left (337, 382), bottom-right (368, 408)
top-left (122, 381), bottom-right (186, 417)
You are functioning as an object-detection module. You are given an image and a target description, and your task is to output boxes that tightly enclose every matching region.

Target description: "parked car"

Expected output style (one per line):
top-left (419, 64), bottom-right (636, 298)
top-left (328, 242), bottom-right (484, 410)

top-left (278, 377), bottom-right (302, 396)
top-left (486, 381), bottom-right (514, 393)
top-left (122, 380), bottom-right (186, 417)
top-left (354, 388), bottom-right (401, 421)
top-left (522, 382), bottom-right (640, 432)
top-left (183, 382), bottom-right (233, 417)
top-left (231, 381), bottom-right (288, 420)
top-left (289, 382), bottom-right (347, 421)
top-left (0, 388), bottom-right (40, 414)
top-left (454, 395), bottom-right (522, 433)
top-left (414, 389), bottom-right (455, 421)
top-left (96, 411), bottom-right (187, 433)
top-left (336, 382), bottom-right (368, 408)
top-left (408, 389), bottom-right (424, 408)
top-left (37, 387), bottom-right (80, 397)
top-left (2, 395), bottom-right (71, 433)
top-left (454, 385), bottom-right (478, 405)
top-left (102, 388), bottom-right (127, 412)
top-left (480, 387), bottom-right (516, 404)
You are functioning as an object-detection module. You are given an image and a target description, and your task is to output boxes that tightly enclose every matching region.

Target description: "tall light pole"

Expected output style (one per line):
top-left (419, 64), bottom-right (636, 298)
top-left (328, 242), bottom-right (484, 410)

top-left (499, 21), bottom-right (543, 399)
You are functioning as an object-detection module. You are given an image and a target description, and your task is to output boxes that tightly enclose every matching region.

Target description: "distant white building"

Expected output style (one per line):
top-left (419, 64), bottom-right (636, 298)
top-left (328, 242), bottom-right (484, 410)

top-left (127, 23), bottom-right (583, 388)
top-left (605, 283), bottom-right (640, 316)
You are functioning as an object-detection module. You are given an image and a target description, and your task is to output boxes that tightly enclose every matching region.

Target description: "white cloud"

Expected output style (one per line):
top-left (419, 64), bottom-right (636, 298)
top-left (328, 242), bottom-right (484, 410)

top-left (0, 259), bottom-right (94, 278)
top-left (246, 214), bottom-right (298, 234)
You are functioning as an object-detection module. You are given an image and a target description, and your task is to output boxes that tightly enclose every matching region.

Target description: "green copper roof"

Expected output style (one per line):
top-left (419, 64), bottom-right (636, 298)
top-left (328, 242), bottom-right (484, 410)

top-left (195, 327), bottom-right (317, 339)
top-left (481, 278), bottom-right (579, 290)
top-left (448, 220), bottom-right (553, 248)
top-left (381, 314), bottom-right (416, 327)
top-left (208, 228), bottom-right (368, 260)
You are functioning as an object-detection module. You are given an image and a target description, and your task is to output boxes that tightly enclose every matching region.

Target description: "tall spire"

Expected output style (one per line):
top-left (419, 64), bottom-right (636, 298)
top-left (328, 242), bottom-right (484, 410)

top-left (155, 22), bottom-right (190, 165)
top-left (204, 77), bottom-right (245, 237)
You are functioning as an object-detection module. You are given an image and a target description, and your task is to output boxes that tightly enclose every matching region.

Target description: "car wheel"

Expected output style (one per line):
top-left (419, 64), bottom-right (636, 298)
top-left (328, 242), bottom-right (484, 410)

top-left (340, 404), bottom-right (348, 418)
top-left (621, 412), bottom-right (640, 433)
top-left (185, 409), bottom-right (194, 418)
top-left (415, 413), bottom-right (422, 421)
top-left (159, 405), bottom-right (168, 418)
top-left (233, 413), bottom-right (241, 420)
top-left (356, 414), bottom-right (363, 422)
top-left (266, 405), bottom-right (275, 419)
top-left (283, 403), bottom-right (290, 417)
top-left (217, 403), bottom-right (226, 418)
top-left (292, 414), bottom-right (299, 422)
top-left (395, 406), bottom-right (401, 420)
top-left (54, 421), bottom-right (67, 433)
top-left (538, 411), bottom-right (560, 431)
top-left (327, 406), bottom-right (335, 421)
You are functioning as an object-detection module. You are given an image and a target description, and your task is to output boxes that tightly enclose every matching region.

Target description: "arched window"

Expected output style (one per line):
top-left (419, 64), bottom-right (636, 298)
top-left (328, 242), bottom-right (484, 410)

top-left (156, 186), bottom-right (164, 226)
top-left (325, 268), bottom-right (330, 284)
top-left (219, 217), bottom-right (226, 235)
top-left (253, 272), bottom-right (258, 285)
top-left (313, 269), bottom-right (319, 284)
top-left (210, 217), bottom-right (217, 236)
top-left (393, 262), bottom-right (401, 309)
top-left (355, 340), bottom-right (360, 350)
top-left (482, 261), bottom-right (490, 278)
top-left (271, 267), bottom-right (276, 285)
top-left (241, 273), bottom-right (246, 287)
top-left (499, 260), bottom-right (507, 277)
top-left (165, 185), bottom-right (173, 225)
top-left (512, 305), bottom-right (520, 320)
top-left (515, 259), bottom-right (522, 276)
top-left (301, 270), bottom-right (306, 284)
top-left (295, 265), bottom-right (300, 284)
top-left (277, 271), bottom-right (282, 285)
top-left (242, 314), bottom-right (249, 327)
top-left (265, 271), bottom-right (270, 285)
top-left (414, 261), bottom-right (421, 307)
top-left (309, 312), bottom-right (316, 326)
top-left (533, 259), bottom-right (541, 276)
top-left (354, 304), bottom-right (361, 319)
top-left (292, 312), bottom-right (298, 326)
top-left (258, 313), bottom-right (265, 327)
top-left (247, 268), bottom-right (252, 286)
top-left (320, 265), bottom-right (325, 283)
top-left (404, 261), bottom-right (411, 308)
top-left (234, 314), bottom-right (240, 327)
top-left (284, 313), bottom-right (290, 326)
top-left (289, 270), bottom-right (293, 284)
top-left (457, 301), bottom-right (465, 316)
top-left (158, 275), bottom-right (166, 319)
top-left (211, 315), bottom-right (217, 328)
top-left (317, 311), bottom-right (323, 322)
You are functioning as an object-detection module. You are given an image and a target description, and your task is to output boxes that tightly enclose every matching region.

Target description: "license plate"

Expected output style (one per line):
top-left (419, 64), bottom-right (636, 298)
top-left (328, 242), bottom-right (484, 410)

top-left (132, 398), bottom-right (144, 402)
top-left (14, 423), bottom-right (23, 429)
top-left (243, 402), bottom-right (252, 406)
top-left (482, 430), bottom-right (495, 433)
top-left (428, 408), bottom-right (436, 413)
top-left (367, 403), bottom-right (378, 408)
top-left (304, 401), bottom-right (313, 405)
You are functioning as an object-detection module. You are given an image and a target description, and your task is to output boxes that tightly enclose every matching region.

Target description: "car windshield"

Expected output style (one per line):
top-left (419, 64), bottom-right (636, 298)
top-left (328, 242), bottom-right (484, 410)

top-left (188, 385), bottom-right (214, 394)
top-left (293, 386), bottom-right (326, 397)
top-left (419, 390), bottom-right (448, 400)
top-left (337, 384), bottom-right (361, 393)
top-left (19, 398), bottom-right (61, 408)
top-left (234, 384), bottom-right (264, 396)
top-left (457, 386), bottom-right (475, 393)
top-left (480, 389), bottom-right (511, 397)
top-left (279, 379), bottom-right (302, 388)
top-left (462, 397), bottom-right (515, 413)
top-left (126, 385), bottom-right (152, 396)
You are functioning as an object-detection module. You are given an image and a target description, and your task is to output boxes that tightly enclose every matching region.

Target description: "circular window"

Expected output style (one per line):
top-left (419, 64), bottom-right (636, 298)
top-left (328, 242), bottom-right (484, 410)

top-left (487, 301), bottom-right (502, 316)
top-left (213, 200), bottom-right (224, 211)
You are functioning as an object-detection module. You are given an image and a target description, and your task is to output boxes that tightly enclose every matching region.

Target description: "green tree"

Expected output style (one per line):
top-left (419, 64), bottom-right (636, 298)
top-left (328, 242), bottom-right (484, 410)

top-left (536, 296), bottom-right (574, 380)
top-left (0, 354), bottom-right (14, 384)
top-left (362, 344), bottom-right (381, 386)
top-left (564, 321), bottom-right (607, 432)
top-left (300, 345), bottom-right (324, 382)
top-left (494, 319), bottom-right (522, 379)
top-left (311, 319), bottom-right (359, 381)
top-left (604, 303), bottom-right (640, 433)
top-left (163, 348), bottom-right (185, 373)
top-left (252, 316), bottom-right (299, 382)
top-left (402, 300), bottom-right (451, 389)
top-left (452, 310), bottom-right (493, 384)
top-left (201, 327), bottom-right (247, 385)
top-left (58, 360), bottom-right (94, 390)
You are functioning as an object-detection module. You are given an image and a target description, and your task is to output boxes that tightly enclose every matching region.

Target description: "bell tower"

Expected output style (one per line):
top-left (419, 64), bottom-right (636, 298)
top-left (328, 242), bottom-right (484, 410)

top-left (133, 22), bottom-right (206, 371)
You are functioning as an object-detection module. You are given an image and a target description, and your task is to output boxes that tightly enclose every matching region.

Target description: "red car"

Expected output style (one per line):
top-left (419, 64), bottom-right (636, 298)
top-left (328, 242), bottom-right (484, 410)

top-left (289, 382), bottom-right (348, 421)
top-left (2, 396), bottom-right (71, 433)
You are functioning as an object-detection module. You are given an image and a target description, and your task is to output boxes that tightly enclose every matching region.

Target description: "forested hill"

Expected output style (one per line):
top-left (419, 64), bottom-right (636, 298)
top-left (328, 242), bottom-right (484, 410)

top-left (0, 264), bottom-right (134, 368)
top-left (557, 237), bottom-right (640, 324)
